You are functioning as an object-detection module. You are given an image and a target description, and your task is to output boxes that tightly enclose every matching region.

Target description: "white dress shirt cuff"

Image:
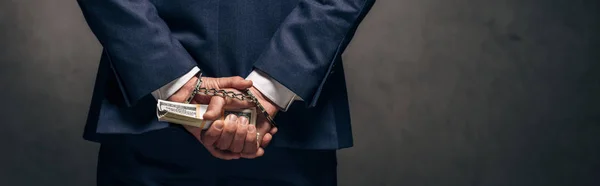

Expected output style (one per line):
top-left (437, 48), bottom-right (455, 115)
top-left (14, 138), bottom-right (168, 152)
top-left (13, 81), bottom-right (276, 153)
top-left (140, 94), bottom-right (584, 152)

top-left (151, 67), bottom-right (200, 100)
top-left (246, 70), bottom-right (302, 112)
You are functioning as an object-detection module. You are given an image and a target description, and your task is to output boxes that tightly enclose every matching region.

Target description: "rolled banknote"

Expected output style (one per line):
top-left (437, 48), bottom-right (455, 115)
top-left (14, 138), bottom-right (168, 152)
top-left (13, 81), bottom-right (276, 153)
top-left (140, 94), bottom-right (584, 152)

top-left (157, 99), bottom-right (256, 129)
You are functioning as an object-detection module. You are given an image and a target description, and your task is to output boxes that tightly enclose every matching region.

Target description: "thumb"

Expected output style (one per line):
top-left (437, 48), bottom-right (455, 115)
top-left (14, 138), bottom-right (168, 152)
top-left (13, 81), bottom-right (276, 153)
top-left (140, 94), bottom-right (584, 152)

top-left (203, 96), bottom-right (225, 120)
top-left (260, 133), bottom-right (273, 148)
top-left (217, 76), bottom-right (253, 90)
top-left (269, 127), bottom-right (278, 135)
top-left (201, 120), bottom-right (224, 146)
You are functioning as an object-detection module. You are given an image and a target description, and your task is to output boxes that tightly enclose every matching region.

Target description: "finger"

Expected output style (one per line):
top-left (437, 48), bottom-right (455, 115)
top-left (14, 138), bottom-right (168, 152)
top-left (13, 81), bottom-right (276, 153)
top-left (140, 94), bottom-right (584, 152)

top-left (203, 96), bottom-right (225, 120)
top-left (205, 147), bottom-right (240, 160)
top-left (269, 127), bottom-right (278, 135)
top-left (217, 76), bottom-right (253, 90)
top-left (223, 98), bottom-right (256, 110)
top-left (260, 133), bottom-right (273, 148)
top-left (193, 94), bottom-right (213, 104)
top-left (217, 114), bottom-right (238, 150)
top-left (229, 116), bottom-right (249, 153)
top-left (242, 125), bottom-right (258, 155)
top-left (241, 147), bottom-right (265, 159)
top-left (201, 120), bottom-right (224, 146)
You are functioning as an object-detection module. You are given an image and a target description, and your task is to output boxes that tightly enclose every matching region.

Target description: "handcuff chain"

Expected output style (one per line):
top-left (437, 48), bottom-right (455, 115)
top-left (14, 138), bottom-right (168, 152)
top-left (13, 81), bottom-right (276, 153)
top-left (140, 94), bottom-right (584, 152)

top-left (186, 72), bottom-right (276, 127)
top-left (196, 88), bottom-right (256, 103)
top-left (185, 72), bottom-right (254, 104)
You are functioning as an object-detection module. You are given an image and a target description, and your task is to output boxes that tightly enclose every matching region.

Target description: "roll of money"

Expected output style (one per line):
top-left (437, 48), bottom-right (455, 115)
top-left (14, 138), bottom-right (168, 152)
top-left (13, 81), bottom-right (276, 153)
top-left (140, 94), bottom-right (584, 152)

top-left (156, 100), bottom-right (256, 129)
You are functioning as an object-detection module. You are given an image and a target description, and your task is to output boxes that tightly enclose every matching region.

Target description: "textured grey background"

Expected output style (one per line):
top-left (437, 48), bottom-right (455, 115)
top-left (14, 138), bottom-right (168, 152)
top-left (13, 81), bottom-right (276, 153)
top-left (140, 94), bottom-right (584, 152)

top-left (0, 0), bottom-right (599, 185)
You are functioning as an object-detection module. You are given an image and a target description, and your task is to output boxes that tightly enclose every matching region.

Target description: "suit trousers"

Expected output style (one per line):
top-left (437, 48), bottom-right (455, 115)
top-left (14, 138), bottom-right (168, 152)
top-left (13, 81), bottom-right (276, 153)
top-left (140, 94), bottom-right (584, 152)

top-left (96, 126), bottom-right (338, 186)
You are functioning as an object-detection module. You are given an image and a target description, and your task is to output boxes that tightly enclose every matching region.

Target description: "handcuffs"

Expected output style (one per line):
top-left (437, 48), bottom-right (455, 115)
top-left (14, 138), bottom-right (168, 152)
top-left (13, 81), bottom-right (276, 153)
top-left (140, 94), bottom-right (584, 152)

top-left (185, 71), bottom-right (276, 144)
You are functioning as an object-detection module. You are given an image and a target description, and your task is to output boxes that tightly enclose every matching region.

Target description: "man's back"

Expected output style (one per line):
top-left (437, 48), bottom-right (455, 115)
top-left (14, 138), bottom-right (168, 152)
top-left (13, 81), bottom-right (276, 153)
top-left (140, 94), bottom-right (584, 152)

top-left (81, 0), bottom-right (375, 150)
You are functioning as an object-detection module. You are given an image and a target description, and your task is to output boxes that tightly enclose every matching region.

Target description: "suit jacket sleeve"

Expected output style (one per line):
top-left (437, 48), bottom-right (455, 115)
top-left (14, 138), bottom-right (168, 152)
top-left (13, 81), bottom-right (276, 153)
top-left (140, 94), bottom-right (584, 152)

top-left (78, 0), bottom-right (197, 107)
top-left (252, 0), bottom-right (375, 107)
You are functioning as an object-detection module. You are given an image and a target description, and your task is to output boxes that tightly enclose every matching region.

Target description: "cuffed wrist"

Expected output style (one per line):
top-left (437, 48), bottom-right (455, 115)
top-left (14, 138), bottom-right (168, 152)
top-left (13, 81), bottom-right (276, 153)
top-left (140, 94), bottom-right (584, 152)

top-left (151, 67), bottom-right (200, 100)
top-left (246, 70), bottom-right (300, 111)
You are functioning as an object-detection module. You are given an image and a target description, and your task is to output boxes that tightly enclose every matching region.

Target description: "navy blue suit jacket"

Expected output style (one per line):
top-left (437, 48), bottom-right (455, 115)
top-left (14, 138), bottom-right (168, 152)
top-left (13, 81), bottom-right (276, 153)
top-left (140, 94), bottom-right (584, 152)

top-left (79, 0), bottom-right (374, 150)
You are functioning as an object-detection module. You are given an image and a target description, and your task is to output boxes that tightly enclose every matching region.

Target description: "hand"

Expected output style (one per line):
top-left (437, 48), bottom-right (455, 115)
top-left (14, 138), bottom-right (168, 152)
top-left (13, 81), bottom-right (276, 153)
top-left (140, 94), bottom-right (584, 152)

top-left (240, 87), bottom-right (279, 159)
top-left (167, 76), bottom-right (272, 160)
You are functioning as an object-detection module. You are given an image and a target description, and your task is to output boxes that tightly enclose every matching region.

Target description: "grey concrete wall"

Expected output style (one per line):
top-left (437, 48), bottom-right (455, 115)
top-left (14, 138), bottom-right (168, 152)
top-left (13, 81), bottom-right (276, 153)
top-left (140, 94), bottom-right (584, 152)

top-left (0, 0), bottom-right (100, 185)
top-left (0, 0), bottom-right (599, 185)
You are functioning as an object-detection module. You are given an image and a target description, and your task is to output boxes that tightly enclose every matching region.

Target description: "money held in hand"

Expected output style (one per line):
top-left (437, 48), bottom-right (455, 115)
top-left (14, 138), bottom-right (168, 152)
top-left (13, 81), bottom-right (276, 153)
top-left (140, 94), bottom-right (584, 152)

top-left (156, 100), bottom-right (257, 129)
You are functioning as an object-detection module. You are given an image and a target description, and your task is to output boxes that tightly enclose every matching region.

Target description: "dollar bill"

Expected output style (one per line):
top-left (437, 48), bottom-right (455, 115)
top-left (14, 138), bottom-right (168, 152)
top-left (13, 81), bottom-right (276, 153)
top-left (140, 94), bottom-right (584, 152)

top-left (156, 99), bottom-right (256, 129)
top-left (224, 110), bottom-right (252, 121)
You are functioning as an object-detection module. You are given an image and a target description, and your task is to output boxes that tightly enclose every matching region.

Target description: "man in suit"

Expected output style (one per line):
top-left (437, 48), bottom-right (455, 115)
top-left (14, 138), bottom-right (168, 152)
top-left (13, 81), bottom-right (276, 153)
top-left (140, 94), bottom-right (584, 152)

top-left (78, 0), bottom-right (375, 185)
